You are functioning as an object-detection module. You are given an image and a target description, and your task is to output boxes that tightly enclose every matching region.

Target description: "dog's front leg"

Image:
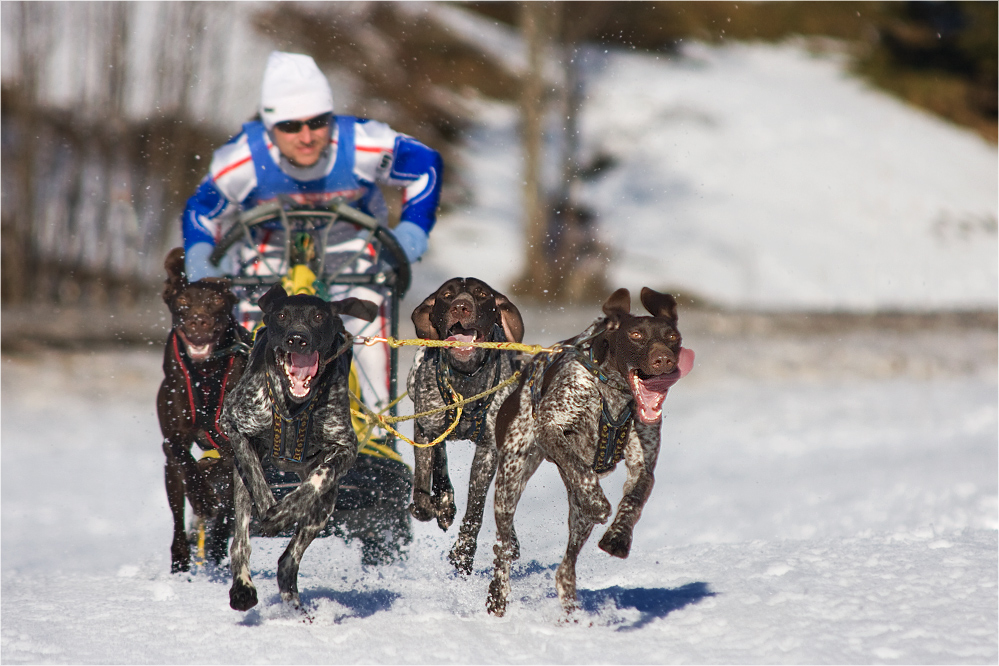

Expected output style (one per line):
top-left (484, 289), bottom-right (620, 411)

top-left (277, 485), bottom-right (337, 606)
top-left (228, 469), bottom-right (258, 611)
top-left (258, 445), bottom-right (356, 536)
top-left (598, 420), bottom-right (661, 558)
top-left (540, 421), bottom-right (612, 524)
top-left (409, 433), bottom-right (455, 531)
top-left (227, 429), bottom-right (276, 517)
top-left (449, 439), bottom-right (497, 574)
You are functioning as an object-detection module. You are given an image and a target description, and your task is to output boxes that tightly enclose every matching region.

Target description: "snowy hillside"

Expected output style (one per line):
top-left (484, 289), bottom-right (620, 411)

top-left (420, 9), bottom-right (997, 312)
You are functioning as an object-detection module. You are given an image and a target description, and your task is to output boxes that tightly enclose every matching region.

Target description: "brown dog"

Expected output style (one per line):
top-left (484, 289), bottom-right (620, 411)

top-left (407, 278), bottom-right (524, 574)
top-left (486, 287), bottom-right (693, 615)
top-left (157, 247), bottom-right (251, 573)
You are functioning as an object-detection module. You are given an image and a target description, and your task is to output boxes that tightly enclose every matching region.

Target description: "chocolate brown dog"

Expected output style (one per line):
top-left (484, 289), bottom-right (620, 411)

top-left (407, 277), bottom-right (524, 574)
top-left (157, 247), bottom-right (251, 573)
top-left (486, 287), bottom-right (694, 616)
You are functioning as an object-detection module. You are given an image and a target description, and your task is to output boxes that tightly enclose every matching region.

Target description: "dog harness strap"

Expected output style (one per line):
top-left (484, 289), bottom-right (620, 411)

top-left (267, 370), bottom-right (331, 464)
top-left (434, 348), bottom-right (504, 444)
top-left (592, 400), bottom-right (633, 474)
top-left (171, 330), bottom-right (234, 450)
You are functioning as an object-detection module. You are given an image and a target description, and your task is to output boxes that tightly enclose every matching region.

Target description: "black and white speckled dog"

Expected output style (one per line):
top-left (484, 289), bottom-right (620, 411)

top-left (407, 277), bottom-right (525, 574)
top-left (220, 283), bottom-right (378, 611)
top-left (486, 287), bottom-right (694, 616)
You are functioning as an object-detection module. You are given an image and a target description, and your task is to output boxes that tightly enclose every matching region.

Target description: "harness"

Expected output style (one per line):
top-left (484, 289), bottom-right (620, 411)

top-left (429, 324), bottom-right (509, 444)
top-left (520, 324), bottom-right (635, 474)
top-left (265, 332), bottom-right (353, 464)
top-left (170, 328), bottom-right (250, 450)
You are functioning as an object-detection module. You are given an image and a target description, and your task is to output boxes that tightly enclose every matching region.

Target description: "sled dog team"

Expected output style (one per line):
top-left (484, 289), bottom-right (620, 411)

top-left (159, 249), bottom-right (693, 616)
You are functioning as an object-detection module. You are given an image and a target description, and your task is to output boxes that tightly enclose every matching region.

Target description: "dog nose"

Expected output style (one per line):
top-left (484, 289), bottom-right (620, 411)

top-left (285, 333), bottom-right (309, 349)
top-left (648, 347), bottom-right (676, 374)
top-left (450, 300), bottom-right (471, 317)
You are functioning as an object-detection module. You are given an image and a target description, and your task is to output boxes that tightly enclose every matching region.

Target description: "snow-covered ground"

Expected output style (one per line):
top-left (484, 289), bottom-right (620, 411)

top-left (3, 14), bottom-right (997, 665)
top-left (2, 320), bottom-right (996, 663)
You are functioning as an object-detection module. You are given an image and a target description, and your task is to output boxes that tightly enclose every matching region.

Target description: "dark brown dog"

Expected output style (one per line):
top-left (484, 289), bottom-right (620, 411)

top-left (157, 247), bottom-right (251, 573)
top-left (407, 278), bottom-right (524, 574)
top-left (486, 287), bottom-right (694, 616)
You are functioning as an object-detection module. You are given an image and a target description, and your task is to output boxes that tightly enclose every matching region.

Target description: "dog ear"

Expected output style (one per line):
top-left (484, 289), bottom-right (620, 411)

top-left (601, 288), bottom-right (631, 330)
top-left (640, 287), bottom-right (678, 321)
top-left (257, 283), bottom-right (288, 315)
top-left (331, 298), bottom-right (379, 322)
top-left (494, 293), bottom-right (525, 343)
top-left (162, 247), bottom-right (188, 304)
top-left (411, 292), bottom-right (438, 340)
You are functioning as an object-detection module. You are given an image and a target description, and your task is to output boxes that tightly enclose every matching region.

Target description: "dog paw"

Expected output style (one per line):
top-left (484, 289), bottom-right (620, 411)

top-left (485, 580), bottom-right (508, 617)
top-left (448, 538), bottom-right (476, 575)
top-left (229, 581), bottom-right (258, 611)
top-left (598, 528), bottom-right (632, 559)
top-left (436, 491), bottom-right (456, 531)
top-left (409, 490), bottom-right (436, 522)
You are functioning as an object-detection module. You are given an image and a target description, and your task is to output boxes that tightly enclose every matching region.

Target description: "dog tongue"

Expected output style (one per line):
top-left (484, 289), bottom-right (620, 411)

top-left (446, 332), bottom-right (476, 360)
top-left (631, 347), bottom-right (695, 423)
top-left (287, 351), bottom-right (319, 396)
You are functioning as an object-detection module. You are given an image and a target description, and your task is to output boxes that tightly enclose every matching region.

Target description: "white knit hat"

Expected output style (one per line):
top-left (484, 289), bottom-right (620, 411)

top-left (259, 51), bottom-right (334, 129)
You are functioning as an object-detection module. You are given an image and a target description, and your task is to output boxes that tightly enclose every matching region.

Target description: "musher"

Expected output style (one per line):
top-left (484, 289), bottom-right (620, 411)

top-left (181, 50), bottom-right (443, 410)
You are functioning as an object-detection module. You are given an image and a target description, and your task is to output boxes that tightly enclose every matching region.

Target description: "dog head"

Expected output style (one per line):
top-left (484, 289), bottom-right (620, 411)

top-left (257, 283), bottom-right (378, 403)
top-left (412, 277), bottom-right (524, 371)
top-left (592, 287), bottom-right (694, 424)
top-left (162, 247), bottom-right (238, 363)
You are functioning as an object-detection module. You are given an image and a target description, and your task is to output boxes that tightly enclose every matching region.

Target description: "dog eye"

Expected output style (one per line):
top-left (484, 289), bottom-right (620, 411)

top-left (629, 330), bottom-right (643, 340)
top-left (313, 311), bottom-right (326, 322)
top-left (277, 312), bottom-right (287, 321)
top-left (441, 291), bottom-right (452, 299)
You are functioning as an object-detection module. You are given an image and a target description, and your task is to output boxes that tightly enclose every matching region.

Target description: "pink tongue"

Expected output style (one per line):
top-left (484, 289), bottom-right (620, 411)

top-left (289, 351), bottom-right (319, 379)
top-left (446, 333), bottom-right (475, 349)
top-left (632, 347), bottom-right (695, 424)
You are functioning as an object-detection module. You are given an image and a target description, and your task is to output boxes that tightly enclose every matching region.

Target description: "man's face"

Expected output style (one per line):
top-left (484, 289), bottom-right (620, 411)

top-left (271, 114), bottom-right (331, 167)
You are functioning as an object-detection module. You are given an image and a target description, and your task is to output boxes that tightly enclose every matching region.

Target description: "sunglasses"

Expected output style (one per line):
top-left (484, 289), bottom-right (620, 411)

top-left (274, 112), bottom-right (332, 134)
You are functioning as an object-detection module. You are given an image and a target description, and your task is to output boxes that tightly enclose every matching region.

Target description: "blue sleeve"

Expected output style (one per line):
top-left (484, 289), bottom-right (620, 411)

top-left (391, 136), bottom-right (443, 235)
top-left (182, 178), bottom-right (229, 252)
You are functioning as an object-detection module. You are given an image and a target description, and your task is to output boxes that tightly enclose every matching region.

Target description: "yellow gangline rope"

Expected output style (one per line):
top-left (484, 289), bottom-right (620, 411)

top-left (355, 335), bottom-right (562, 356)
top-left (349, 371), bottom-right (523, 449)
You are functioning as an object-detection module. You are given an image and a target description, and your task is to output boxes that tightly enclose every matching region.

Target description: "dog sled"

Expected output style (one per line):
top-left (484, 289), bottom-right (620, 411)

top-left (204, 198), bottom-right (414, 565)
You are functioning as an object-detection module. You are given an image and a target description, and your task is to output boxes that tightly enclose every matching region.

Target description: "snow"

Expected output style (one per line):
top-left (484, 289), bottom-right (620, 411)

top-left (3, 16), bottom-right (997, 666)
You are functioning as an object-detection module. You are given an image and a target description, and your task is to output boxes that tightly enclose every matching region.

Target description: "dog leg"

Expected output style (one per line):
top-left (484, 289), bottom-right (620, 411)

top-left (409, 442), bottom-right (438, 522)
top-left (449, 441), bottom-right (498, 574)
top-left (599, 422), bottom-right (660, 559)
top-left (540, 423), bottom-right (611, 524)
top-left (164, 459), bottom-right (191, 573)
top-left (205, 461), bottom-right (234, 565)
top-left (556, 483), bottom-right (597, 615)
top-left (430, 444), bottom-right (456, 531)
top-left (228, 470), bottom-right (258, 611)
top-left (487, 426), bottom-right (541, 616)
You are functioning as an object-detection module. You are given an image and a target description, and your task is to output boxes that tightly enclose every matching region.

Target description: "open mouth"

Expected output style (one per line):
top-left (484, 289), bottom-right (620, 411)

top-left (177, 329), bottom-right (214, 362)
top-left (445, 325), bottom-right (479, 362)
top-left (627, 348), bottom-right (695, 424)
top-left (277, 349), bottom-right (320, 399)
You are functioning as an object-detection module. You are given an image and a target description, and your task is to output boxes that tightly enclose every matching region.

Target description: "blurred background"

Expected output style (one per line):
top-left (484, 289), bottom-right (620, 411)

top-left (0, 0), bottom-right (995, 341)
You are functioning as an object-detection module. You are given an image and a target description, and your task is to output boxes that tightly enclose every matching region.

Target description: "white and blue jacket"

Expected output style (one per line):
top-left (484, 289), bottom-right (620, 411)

top-left (182, 116), bottom-right (442, 278)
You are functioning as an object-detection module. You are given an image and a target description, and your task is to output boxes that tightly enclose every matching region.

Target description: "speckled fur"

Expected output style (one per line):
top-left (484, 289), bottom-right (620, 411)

top-left (220, 284), bottom-right (377, 611)
top-left (406, 278), bottom-right (525, 574)
top-left (487, 287), bottom-right (684, 616)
